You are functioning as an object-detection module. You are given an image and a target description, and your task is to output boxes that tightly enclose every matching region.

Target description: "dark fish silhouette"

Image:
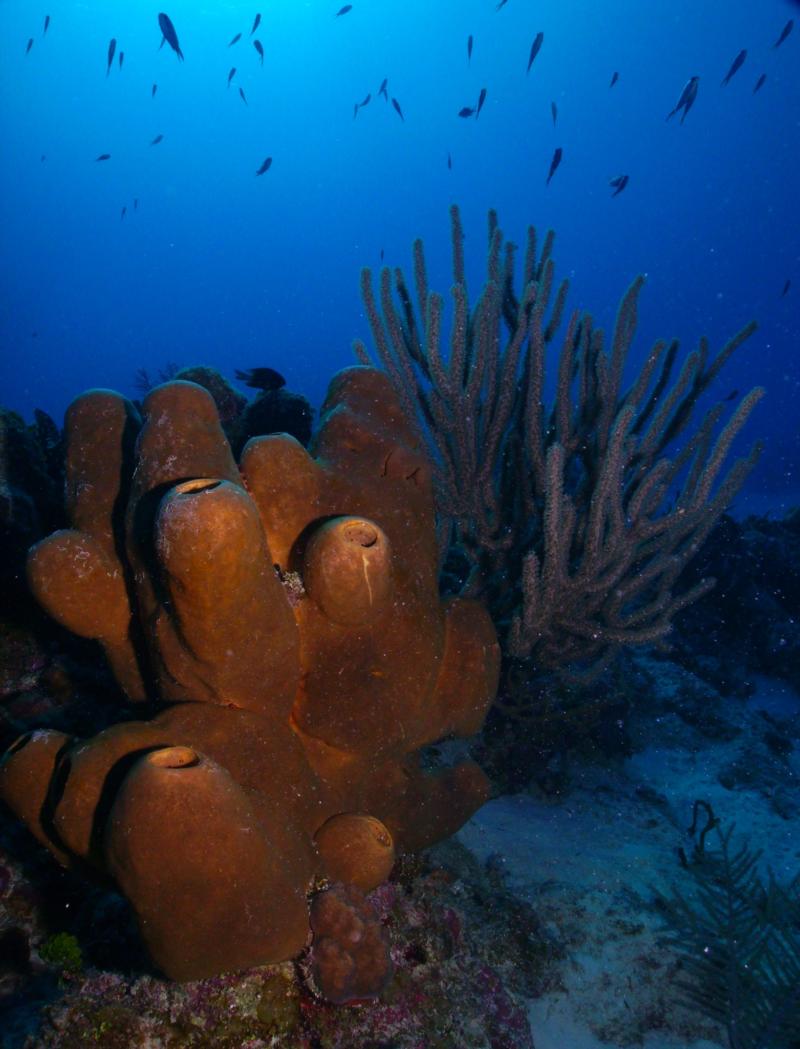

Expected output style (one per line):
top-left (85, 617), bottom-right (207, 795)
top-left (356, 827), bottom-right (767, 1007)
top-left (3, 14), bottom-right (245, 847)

top-left (119, 50), bottom-right (124, 70)
top-left (666, 76), bottom-right (699, 123)
top-left (239, 86), bottom-right (248, 105)
top-left (378, 77), bottom-right (388, 100)
top-left (447, 151), bottom-right (452, 169)
top-left (26, 37), bottom-right (34, 54)
top-left (774, 20), bottom-right (793, 49)
top-left (236, 367), bottom-right (285, 391)
top-left (609, 174), bottom-right (629, 196)
top-left (152, 83), bottom-right (158, 98)
top-left (721, 49), bottom-right (746, 86)
top-left (336, 5), bottom-right (353, 15)
top-left (255, 156), bottom-right (272, 175)
top-left (458, 106), bottom-right (475, 118)
top-left (121, 206), bottom-right (127, 220)
top-left (380, 248), bottom-right (384, 261)
top-left (476, 87), bottom-right (487, 118)
top-left (753, 73), bottom-right (766, 94)
top-left (253, 39), bottom-right (264, 64)
top-left (551, 100), bottom-right (558, 125)
top-left (527, 32), bottom-right (543, 73)
top-left (353, 91), bottom-right (371, 116)
top-left (546, 146), bottom-right (562, 185)
top-left (609, 71), bottom-right (619, 87)
top-left (722, 389), bottom-right (739, 402)
top-left (496, 0), bottom-right (509, 9)
top-left (95, 153), bottom-right (111, 161)
top-left (228, 32), bottom-right (242, 46)
top-left (227, 67), bottom-right (236, 87)
top-left (158, 13), bottom-right (184, 61)
top-left (40, 154), bottom-right (46, 162)
top-left (106, 38), bottom-right (116, 75)
top-left (134, 197), bottom-right (139, 210)
top-left (251, 13), bottom-right (261, 35)
top-left (43, 15), bottom-right (50, 35)
top-left (782, 279), bottom-right (791, 297)
top-left (467, 34), bottom-right (473, 63)
top-left (391, 97), bottom-right (404, 121)
top-left (150, 134), bottom-right (164, 145)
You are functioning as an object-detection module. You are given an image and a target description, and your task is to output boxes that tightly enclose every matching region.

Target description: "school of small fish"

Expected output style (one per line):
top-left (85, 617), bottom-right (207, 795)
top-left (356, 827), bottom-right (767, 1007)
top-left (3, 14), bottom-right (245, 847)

top-left (19, 8), bottom-right (796, 293)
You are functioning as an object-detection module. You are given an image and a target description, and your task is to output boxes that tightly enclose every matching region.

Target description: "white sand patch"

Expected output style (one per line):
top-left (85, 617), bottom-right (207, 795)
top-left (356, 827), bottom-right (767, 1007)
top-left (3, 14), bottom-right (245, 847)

top-left (456, 669), bottom-right (800, 1048)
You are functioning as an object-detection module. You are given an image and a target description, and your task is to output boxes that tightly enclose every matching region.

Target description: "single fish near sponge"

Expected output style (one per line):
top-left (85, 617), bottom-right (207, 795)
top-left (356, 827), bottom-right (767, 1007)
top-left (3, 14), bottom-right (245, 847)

top-left (158, 13), bottom-right (184, 61)
top-left (527, 32), bottom-right (543, 73)
top-left (354, 91), bottom-right (371, 117)
top-left (721, 49), bottom-right (746, 86)
top-left (609, 174), bottom-right (629, 196)
top-left (666, 75), bottom-right (699, 123)
top-left (774, 19), bottom-right (793, 49)
top-left (546, 146), bottom-right (562, 185)
top-left (235, 367), bottom-right (285, 390)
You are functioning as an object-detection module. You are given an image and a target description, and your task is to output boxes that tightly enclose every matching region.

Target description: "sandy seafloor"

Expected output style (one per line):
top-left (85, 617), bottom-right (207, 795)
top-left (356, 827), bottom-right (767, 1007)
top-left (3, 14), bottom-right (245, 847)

top-left (455, 664), bottom-right (800, 1049)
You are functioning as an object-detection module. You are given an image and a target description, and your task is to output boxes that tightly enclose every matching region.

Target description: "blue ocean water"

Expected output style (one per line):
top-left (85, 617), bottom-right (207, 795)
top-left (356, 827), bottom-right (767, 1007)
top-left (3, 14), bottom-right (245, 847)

top-left (0, 0), bottom-right (798, 509)
top-left (2, 6), bottom-right (800, 1046)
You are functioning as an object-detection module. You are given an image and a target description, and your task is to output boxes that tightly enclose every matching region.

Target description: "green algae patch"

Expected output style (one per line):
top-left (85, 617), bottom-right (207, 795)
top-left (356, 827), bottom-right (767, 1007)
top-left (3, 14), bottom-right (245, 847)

top-left (39, 932), bottom-right (83, 975)
top-left (256, 969), bottom-right (302, 1033)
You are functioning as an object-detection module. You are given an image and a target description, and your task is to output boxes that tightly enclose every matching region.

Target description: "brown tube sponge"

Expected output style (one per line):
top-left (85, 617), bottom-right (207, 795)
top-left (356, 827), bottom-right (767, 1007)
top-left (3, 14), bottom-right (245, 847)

top-left (26, 528), bottom-right (144, 699)
top-left (4, 365), bottom-right (500, 985)
top-left (50, 719), bottom-right (169, 864)
top-left (27, 530), bottom-right (131, 643)
top-left (131, 382), bottom-right (240, 499)
top-left (239, 434), bottom-right (321, 568)
top-left (105, 746), bottom-right (313, 981)
top-left (0, 729), bottom-right (73, 864)
top-left (314, 813), bottom-right (395, 890)
top-left (64, 389), bottom-right (139, 551)
top-left (303, 517), bottom-right (393, 626)
top-left (152, 478), bottom-right (300, 714)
